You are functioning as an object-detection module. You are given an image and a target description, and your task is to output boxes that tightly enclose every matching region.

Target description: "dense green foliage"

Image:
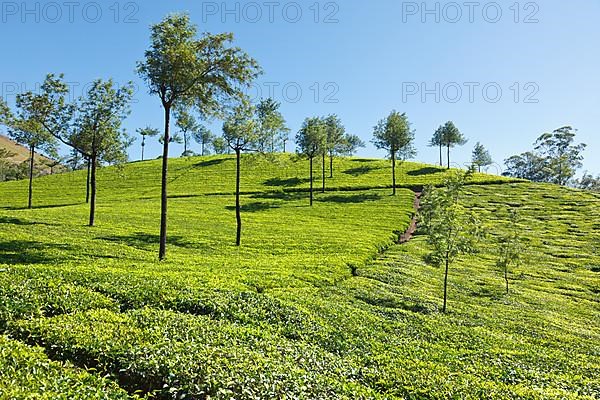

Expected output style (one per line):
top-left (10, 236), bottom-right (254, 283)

top-left (0, 154), bottom-right (597, 399)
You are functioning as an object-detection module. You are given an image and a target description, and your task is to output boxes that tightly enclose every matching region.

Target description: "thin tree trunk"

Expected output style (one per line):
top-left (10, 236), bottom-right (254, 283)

top-left (283, 140), bottom-right (287, 153)
top-left (159, 105), bottom-right (171, 261)
top-left (443, 254), bottom-right (449, 313)
top-left (439, 144), bottom-right (443, 167)
top-left (309, 156), bottom-right (314, 206)
top-left (28, 145), bottom-right (34, 209)
top-left (329, 151), bottom-right (334, 178)
top-left (141, 137), bottom-right (145, 161)
top-left (86, 159), bottom-right (91, 204)
top-left (392, 151), bottom-right (396, 196)
top-left (236, 148), bottom-right (242, 246)
top-left (89, 154), bottom-right (97, 227)
top-left (201, 141), bottom-right (205, 156)
top-left (447, 144), bottom-right (451, 169)
top-left (322, 152), bottom-right (326, 193)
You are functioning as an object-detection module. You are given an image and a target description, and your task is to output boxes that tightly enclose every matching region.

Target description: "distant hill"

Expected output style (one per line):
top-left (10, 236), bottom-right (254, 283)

top-left (0, 134), bottom-right (60, 174)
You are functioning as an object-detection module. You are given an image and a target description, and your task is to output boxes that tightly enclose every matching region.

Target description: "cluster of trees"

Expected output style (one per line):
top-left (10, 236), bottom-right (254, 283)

top-left (295, 115), bottom-right (365, 204)
top-left (0, 77), bottom-right (132, 215)
top-left (503, 127), bottom-right (587, 186)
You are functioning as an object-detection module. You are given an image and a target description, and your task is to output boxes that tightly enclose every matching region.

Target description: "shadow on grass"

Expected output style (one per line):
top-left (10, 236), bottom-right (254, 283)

top-left (97, 232), bottom-right (198, 250)
top-left (194, 158), bottom-right (228, 168)
top-left (0, 216), bottom-right (58, 226)
top-left (318, 193), bottom-right (382, 204)
top-left (251, 192), bottom-right (306, 202)
top-left (0, 240), bottom-right (73, 264)
top-left (343, 166), bottom-right (382, 177)
top-left (352, 158), bottom-right (378, 163)
top-left (407, 167), bottom-right (444, 176)
top-left (0, 203), bottom-right (82, 211)
top-left (264, 177), bottom-right (310, 187)
top-left (225, 202), bottom-right (279, 213)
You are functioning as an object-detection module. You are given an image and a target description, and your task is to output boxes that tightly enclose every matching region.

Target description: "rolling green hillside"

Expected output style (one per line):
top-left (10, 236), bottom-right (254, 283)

top-left (0, 154), bottom-right (598, 399)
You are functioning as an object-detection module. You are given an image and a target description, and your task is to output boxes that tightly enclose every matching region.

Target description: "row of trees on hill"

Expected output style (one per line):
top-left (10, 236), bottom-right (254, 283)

top-left (502, 126), bottom-right (593, 188)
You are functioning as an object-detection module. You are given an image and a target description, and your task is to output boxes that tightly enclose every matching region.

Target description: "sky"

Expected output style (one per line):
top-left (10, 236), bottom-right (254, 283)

top-left (1, 0), bottom-right (598, 174)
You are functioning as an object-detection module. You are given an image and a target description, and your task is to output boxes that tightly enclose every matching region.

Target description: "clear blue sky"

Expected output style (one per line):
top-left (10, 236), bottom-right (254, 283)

top-left (1, 0), bottom-right (598, 173)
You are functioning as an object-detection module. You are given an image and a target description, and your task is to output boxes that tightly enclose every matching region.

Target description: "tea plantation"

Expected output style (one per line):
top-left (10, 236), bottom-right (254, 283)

top-left (0, 154), bottom-right (598, 399)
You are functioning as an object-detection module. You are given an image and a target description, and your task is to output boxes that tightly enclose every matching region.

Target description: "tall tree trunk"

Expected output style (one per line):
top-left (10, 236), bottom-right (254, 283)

top-left (201, 141), bottom-right (205, 156)
top-left (329, 151), bottom-right (334, 178)
top-left (159, 105), bottom-right (171, 261)
top-left (443, 253), bottom-right (449, 313)
top-left (439, 143), bottom-right (443, 167)
top-left (141, 137), bottom-right (145, 161)
top-left (86, 158), bottom-right (91, 204)
top-left (447, 144), bottom-right (451, 169)
top-left (184, 136), bottom-right (188, 155)
top-left (89, 154), bottom-right (97, 227)
top-left (322, 152), bottom-right (326, 193)
top-left (235, 148), bottom-right (242, 246)
top-left (28, 145), bottom-right (34, 209)
top-left (391, 151), bottom-right (396, 196)
top-left (309, 156), bottom-right (314, 206)
top-left (283, 139), bottom-right (287, 153)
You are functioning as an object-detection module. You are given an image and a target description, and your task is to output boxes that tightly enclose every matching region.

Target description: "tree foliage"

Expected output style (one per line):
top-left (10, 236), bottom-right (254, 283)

top-left (472, 142), bottom-right (493, 172)
top-left (419, 171), bottom-right (484, 312)
top-left (372, 111), bottom-right (416, 195)
top-left (296, 117), bottom-right (327, 206)
top-left (256, 98), bottom-right (289, 153)
top-left (496, 208), bottom-right (524, 294)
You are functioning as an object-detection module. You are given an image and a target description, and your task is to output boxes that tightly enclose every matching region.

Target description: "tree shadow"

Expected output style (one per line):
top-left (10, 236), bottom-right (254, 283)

top-left (194, 158), bottom-right (228, 168)
top-left (407, 167), bottom-right (444, 176)
top-left (225, 202), bottom-right (278, 213)
top-left (0, 216), bottom-right (58, 226)
top-left (251, 191), bottom-right (306, 202)
top-left (264, 177), bottom-right (310, 187)
top-left (0, 240), bottom-right (73, 264)
top-left (343, 166), bottom-right (382, 177)
top-left (97, 232), bottom-right (198, 250)
top-left (351, 158), bottom-right (378, 163)
top-left (0, 203), bottom-right (81, 211)
top-left (318, 193), bottom-right (382, 204)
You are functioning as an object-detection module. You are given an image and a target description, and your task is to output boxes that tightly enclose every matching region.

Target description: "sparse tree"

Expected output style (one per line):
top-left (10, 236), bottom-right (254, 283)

top-left (175, 109), bottom-right (199, 156)
top-left (324, 114), bottom-right (345, 179)
top-left (419, 171), bottom-right (484, 313)
top-left (256, 98), bottom-right (289, 153)
top-left (338, 134), bottom-right (365, 157)
top-left (472, 142), bottom-right (493, 172)
top-left (372, 111), bottom-right (416, 195)
top-left (222, 101), bottom-right (262, 246)
top-left (429, 126), bottom-right (444, 167)
top-left (6, 87), bottom-right (60, 208)
top-left (439, 121), bottom-right (467, 169)
top-left (193, 125), bottom-right (215, 156)
top-left (137, 126), bottom-right (159, 161)
top-left (296, 117), bottom-right (327, 206)
top-left (212, 136), bottom-right (228, 155)
top-left (496, 208), bottom-right (524, 294)
top-left (137, 13), bottom-right (261, 260)
top-left (68, 79), bottom-right (133, 226)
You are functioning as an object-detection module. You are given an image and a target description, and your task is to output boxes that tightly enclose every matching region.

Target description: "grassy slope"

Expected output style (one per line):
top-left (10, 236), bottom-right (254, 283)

top-left (0, 154), bottom-right (598, 399)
